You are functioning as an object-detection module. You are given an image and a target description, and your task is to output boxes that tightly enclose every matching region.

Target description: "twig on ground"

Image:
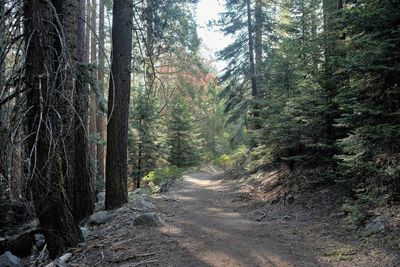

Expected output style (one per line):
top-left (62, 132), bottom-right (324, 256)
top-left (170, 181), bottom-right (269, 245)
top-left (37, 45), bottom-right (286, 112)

top-left (161, 232), bottom-right (182, 238)
top-left (30, 244), bottom-right (47, 267)
top-left (107, 252), bottom-right (157, 263)
top-left (94, 252), bottom-right (104, 265)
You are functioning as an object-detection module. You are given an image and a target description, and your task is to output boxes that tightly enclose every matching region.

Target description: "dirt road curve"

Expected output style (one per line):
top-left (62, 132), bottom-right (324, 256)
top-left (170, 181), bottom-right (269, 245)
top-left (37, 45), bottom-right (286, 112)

top-left (161, 171), bottom-right (320, 267)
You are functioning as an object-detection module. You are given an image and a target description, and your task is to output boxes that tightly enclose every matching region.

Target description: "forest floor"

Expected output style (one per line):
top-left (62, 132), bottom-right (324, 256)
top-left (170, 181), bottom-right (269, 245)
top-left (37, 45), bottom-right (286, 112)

top-left (67, 169), bottom-right (399, 267)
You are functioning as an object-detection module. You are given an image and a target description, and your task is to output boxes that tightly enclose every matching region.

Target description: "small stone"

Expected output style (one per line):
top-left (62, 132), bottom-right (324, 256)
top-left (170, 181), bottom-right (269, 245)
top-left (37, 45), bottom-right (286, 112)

top-left (89, 211), bottom-right (116, 225)
top-left (57, 253), bottom-right (72, 267)
top-left (281, 215), bottom-right (291, 221)
top-left (34, 234), bottom-right (45, 249)
top-left (133, 212), bottom-right (166, 227)
top-left (0, 251), bottom-right (23, 267)
top-left (365, 216), bottom-right (386, 233)
top-left (80, 227), bottom-right (90, 239)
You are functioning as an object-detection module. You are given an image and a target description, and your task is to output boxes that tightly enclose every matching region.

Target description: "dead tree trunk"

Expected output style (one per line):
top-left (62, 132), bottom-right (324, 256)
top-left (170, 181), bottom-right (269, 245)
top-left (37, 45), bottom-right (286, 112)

top-left (105, 0), bottom-right (133, 210)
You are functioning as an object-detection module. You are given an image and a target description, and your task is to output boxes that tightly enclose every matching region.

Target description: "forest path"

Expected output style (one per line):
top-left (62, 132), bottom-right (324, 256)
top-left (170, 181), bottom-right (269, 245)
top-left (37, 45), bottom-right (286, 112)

top-left (157, 171), bottom-right (320, 267)
top-left (69, 170), bottom-right (396, 267)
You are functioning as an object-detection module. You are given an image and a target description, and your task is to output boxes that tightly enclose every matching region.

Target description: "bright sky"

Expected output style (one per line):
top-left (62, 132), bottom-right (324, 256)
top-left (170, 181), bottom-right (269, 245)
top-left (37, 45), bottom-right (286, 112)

top-left (196, 0), bottom-right (232, 72)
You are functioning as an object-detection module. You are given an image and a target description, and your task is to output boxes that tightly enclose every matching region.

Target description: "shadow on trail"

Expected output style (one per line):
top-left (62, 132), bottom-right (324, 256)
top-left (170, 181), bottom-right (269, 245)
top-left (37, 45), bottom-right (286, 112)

top-left (161, 171), bottom-right (321, 267)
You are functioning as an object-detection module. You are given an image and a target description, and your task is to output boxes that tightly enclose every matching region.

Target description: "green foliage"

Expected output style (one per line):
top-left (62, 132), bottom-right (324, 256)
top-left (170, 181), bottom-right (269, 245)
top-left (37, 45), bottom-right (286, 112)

top-left (335, 0), bottom-right (400, 194)
top-left (213, 154), bottom-right (233, 169)
top-left (342, 193), bottom-right (375, 226)
top-left (167, 98), bottom-right (201, 167)
top-left (142, 166), bottom-right (184, 186)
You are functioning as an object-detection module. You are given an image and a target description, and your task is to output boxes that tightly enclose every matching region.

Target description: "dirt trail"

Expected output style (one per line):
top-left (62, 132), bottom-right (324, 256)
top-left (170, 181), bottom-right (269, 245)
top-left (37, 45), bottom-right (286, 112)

top-left (68, 170), bottom-right (398, 267)
top-left (158, 171), bottom-right (320, 267)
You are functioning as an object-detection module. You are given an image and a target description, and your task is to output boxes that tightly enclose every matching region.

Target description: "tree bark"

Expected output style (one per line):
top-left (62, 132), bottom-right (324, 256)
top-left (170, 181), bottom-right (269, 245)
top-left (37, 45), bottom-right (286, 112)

top-left (0, 1), bottom-right (8, 185)
top-left (246, 0), bottom-right (260, 130)
top-left (89, 0), bottom-right (97, 181)
top-left (97, 0), bottom-right (105, 184)
top-left (105, 0), bottom-right (133, 210)
top-left (254, 0), bottom-right (262, 86)
top-left (24, 0), bottom-right (83, 258)
top-left (69, 0), bottom-right (95, 222)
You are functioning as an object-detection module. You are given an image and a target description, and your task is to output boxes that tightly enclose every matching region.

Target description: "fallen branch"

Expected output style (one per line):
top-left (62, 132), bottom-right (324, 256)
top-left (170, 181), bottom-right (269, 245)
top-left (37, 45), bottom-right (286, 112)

top-left (94, 252), bottom-right (104, 266)
top-left (161, 232), bottom-right (182, 238)
top-left (107, 252), bottom-right (157, 263)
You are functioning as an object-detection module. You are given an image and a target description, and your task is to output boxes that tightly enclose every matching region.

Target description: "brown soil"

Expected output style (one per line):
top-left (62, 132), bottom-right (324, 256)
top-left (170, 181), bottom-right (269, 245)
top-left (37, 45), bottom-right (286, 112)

top-left (66, 170), bottom-right (399, 267)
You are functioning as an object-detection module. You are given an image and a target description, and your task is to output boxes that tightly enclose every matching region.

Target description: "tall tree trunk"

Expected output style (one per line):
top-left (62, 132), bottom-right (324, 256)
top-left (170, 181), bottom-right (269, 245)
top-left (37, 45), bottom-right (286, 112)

top-left (89, 0), bottom-right (97, 180)
top-left (323, 0), bottom-right (342, 150)
top-left (0, 0), bottom-right (8, 185)
top-left (69, 0), bottom-right (95, 222)
top-left (85, 0), bottom-right (90, 64)
top-left (105, 0), bottom-right (133, 210)
top-left (246, 0), bottom-right (260, 130)
top-left (310, 0), bottom-right (319, 76)
top-left (254, 0), bottom-right (262, 86)
top-left (24, 0), bottom-right (83, 257)
top-left (97, 0), bottom-right (105, 184)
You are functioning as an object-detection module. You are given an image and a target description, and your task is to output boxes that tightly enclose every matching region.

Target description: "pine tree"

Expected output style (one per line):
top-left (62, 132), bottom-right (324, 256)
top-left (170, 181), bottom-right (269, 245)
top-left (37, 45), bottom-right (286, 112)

top-left (335, 0), bottom-right (400, 193)
top-left (133, 92), bottom-right (160, 184)
top-left (167, 98), bottom-right (201, 167)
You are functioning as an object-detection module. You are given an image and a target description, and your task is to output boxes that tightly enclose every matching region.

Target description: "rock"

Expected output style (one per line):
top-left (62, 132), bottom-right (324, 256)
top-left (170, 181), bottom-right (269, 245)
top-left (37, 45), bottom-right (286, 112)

top-left (365, 216), bottom-right (386, 233)
top-left (159, 179), bottom-right (176, 193)
top-left (94, 202), bottom-right (105, 212)
top-left (116, 206), bottom-right (130, 214)
top-left (135, 196), bottom-right (156, 211)
top-left (88, 211), bottom-right (116, 225)
top-left (128, 189), bottom-right (146, 202)
top-left (133, 212), bottom-right (166, 227)
top-left (281, 215), bottom-right (291, 221)
top-left (58, 253), bottom-right (72, 267)
top-left (34, 234), bottom-right (45, 250)
top-left (132, 188), bottom-right (144, 195)
top-left (97, 192), bottom-right (105, 203)
top-left (80, 227), bottom-right (90, 239)
top-left (0, 251), bottom-right (23, 267)
top-left (45, 253), bottom-right (73, 267)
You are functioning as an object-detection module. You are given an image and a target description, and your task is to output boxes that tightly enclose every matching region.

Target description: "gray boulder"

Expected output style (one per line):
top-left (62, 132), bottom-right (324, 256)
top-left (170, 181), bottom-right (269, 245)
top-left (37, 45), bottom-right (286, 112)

top-left (0, 251), bottom-right (23, 267)
top-left (128, 189), bottom-right (144, 202)
top-left (133, 212), bottom-right (166, 227)
top-left (89, 211), bottom-right (116, 225)
top-left (365, 216), bottom-right (386, 233)
top-left (136, 196), bottom-right (156, 211)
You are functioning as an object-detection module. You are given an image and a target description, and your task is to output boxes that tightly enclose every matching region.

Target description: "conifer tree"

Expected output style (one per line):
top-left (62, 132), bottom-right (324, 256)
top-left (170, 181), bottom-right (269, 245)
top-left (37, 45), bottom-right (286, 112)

top-left (167, 98), bottom-right (201, 167)
top-left (335, 0), bottom-right (400, 192)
